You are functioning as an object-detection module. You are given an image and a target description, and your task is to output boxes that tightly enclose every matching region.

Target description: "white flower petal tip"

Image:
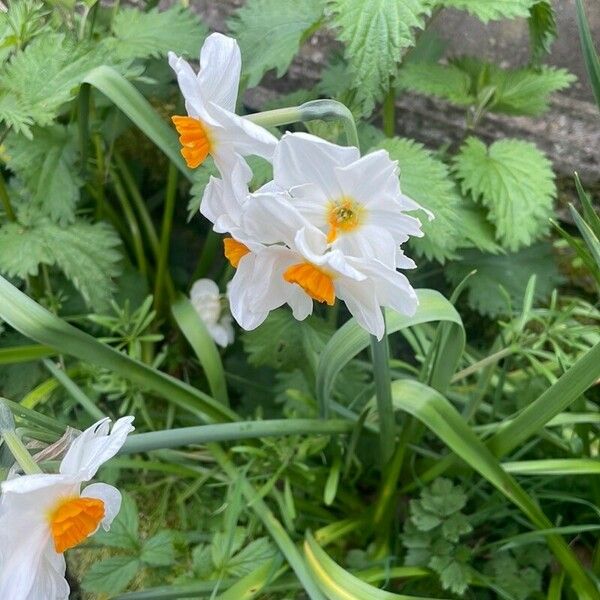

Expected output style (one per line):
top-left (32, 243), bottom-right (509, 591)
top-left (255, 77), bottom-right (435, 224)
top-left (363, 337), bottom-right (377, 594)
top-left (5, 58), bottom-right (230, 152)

top-left (169, 33), bottom-right (276, 175)
top-left (190, 278), bottom-right (235, 347)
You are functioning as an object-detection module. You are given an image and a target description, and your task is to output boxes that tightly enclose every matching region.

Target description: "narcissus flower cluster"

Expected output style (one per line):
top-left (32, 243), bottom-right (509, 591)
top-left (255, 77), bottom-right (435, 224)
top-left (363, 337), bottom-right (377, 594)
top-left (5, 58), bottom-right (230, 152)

top-left (0, 417), bottom-right (134, 600)
top-left (172, 33), bottom-right (432, 340)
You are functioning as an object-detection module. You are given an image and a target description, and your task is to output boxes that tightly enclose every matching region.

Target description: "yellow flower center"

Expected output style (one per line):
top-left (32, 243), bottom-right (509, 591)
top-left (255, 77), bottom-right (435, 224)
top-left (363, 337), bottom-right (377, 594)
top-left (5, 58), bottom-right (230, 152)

top-left (172, 115), bottom-right (214, 168)
top-left (223, 237), bottom-right (250, 268)
top-left (283, 262), bottom-right (335, 305)
top-left (48, 496), bottom-right (105, 553)
top-left (326, 197), bottom-right (364, 243)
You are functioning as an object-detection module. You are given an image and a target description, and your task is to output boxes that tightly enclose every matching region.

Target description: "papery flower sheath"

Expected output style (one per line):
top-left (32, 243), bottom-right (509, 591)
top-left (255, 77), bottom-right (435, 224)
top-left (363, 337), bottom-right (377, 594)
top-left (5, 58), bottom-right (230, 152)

top-left (0, 417), bottom-right (135, 600)
top-left (190, 278), bottom-right (234, 347)
top-left (228, 193), bottom-right (418, 339)
top-left (271, 132), bottom-right (430, 268)
top-left (169, 33), bottom-right (277, 175)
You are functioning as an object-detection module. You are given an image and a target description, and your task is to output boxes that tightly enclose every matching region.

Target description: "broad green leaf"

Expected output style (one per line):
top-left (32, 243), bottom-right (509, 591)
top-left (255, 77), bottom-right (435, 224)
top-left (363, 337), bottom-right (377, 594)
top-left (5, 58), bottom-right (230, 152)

top-left (329, 0), bottom-right (430, 114)
top-left (82, 556), bottom-right (141, 595)
top-left (94, 494), bottom-right (140, 550)
top-left (111, 6), bottom-right (206, 61)
top-left (4, 125), bottom-right (81, 224)
top-left (374, 137), bottom-right (465, 261)
top-left (141, 531), bottom-right (176, 567)
top-left (453, 137), bottom-right (555, 250)
top-left (218, 556), bottom-right (283, 600)
top-left (228, 0), bottom-right (325, 87)
top-left (528, 1), bottom-right (557, 63)
top-left (0, 217), bottom-right (122, 310)
top-left (445, 245), bottom-right (560, 317)
top-left (396, 63), bottom-right (474, 105)
top-left (438, 0), bottom-right (536, 22)
top-left (304, 531), bottom-right (438, 599)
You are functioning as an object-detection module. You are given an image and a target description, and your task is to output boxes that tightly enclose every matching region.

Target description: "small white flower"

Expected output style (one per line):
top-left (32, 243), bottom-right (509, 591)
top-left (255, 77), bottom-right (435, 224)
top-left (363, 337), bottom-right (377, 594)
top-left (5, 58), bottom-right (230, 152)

top-left (169, 33), bottom-right (277, 176)
top-left (228, 193), bottom-right (417, 339)
top-left (0, 417), bottom-right (135, 600)
top-left (190, 279), bottom-right (235, 347)
top-left (271, 132), bottom-right (430, 268)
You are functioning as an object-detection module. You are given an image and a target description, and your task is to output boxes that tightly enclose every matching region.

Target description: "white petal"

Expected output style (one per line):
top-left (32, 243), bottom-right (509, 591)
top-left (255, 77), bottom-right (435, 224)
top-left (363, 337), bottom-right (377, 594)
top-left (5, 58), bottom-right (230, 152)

top-left (197, 33), bottom-right (242, 113)
top-left (190, 278), bottom-right (220, 299)
top-left (367, 199), bottom-right (425, 240)
top-left (273, 132), bottom-right (359, 197)
top-left (1, 473), bottom-right (78, 514)
top-left (336, 278), bottom-right (384, 339)
top-left (289, 183), bottom-right (329, 229)
top-left (168, 51), bottom-right (208, 120)
top-left (82, 482), bottom-right (122, 532)
top-left (332, 226), bottom-right (398, 266)
top-left (227, 254), bottom-right (270, 330)
top-left (60, 417), bottom-right (135, 481)
top-left (207, 321), bottom-right (232, 348)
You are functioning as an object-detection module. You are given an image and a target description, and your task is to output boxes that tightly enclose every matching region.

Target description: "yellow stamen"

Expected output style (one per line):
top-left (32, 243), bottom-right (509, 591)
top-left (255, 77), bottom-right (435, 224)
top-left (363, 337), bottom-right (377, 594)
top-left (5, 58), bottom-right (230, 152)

top-left (49, 497), bottom-right (105, 553)
top-left (172, 115), bottom-right (213, 169)
top-left (326, 197), bottom-right (364, 243)
top-left (283, 262), bottom-right (335, 305)
top-left (223, 237), bottom-right (250, 268)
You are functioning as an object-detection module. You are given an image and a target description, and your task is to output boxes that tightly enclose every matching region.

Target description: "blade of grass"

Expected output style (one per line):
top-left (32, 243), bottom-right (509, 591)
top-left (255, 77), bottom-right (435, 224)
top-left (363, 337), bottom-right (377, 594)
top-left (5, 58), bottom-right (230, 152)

top-left (0, 345), bottom-right (55, 365)
top-left (576, 0), bottom-right (600, 110)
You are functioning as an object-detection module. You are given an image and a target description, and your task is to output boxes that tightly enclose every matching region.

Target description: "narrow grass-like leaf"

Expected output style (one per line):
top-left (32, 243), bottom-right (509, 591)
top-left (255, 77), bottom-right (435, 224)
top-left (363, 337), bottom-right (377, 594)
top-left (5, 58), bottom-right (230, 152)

top-left (0, 275), bottom-right (235, 423)
top-left (1, 396), bottom-right (65, 434)
top-left (217, 557), bottom-right (284, 600)
top-left (172, 295), bottom-right (229, 407)
top-left (304, 531), bottom-right (439, 599)
top-left (0, 345), bottom-right (54, 365)
top-left (387, 379), bottom-right (597, 598)
top-left (576, 0), bottom-right (600, 110)
top-left (501, 459), bottom-right (600, 475)
top-left (569, 204), bottom-right (600, 270)
top-left (574, 173), bottom-right (600, 239)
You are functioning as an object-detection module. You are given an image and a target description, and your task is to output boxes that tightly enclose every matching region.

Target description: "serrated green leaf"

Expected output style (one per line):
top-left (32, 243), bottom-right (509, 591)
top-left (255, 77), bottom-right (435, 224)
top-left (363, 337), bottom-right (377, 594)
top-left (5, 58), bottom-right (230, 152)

top-left (93, 494), bottom-right (139, 550)
top-left (329, 0), bottom-right (430, 114)
top-left (375, 137), bottom-right (465, 262)
top-left (528, 1), bottom-right (557, 62)
top-left (420, 478), bottom-right (467, 516)
top-left (453, 137), bottom-right (555, 250)
top-left (445, 244), bottom-right (561, 317)
top-left (396, 62), bottom-right (474, 105)
top-left (82, 556), bottom-right (140, 595)
top-left (428, 553), bottom-right (471, 595)
top-left (111, 6), bottom-right (206, 61)
top-left (442, 513), bottom-right (472, 543)
top-left (0, 216), bottom-right (122, 310)
top-left (439, 0), bottom-right (536, 22)
top-left (4, 125), bottom-right (81, 224)
top-left (228, 0), bottom-right (325, 88)
top-left (410, 500), bottom-right (442, 531)
top-left (226, 538), bottom-right (276, 577)
top-left (141, 530), bottom-right (176, 566)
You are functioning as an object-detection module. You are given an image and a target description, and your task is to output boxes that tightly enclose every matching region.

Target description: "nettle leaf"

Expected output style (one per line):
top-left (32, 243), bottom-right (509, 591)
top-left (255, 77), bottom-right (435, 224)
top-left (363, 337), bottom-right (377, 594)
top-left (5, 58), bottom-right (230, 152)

top-left (445, 244), bottom-right (561, 317)
top-left (528, 1), bottom-right (557, 62)
top-left (141, 531), bottom-right (176, 567)
top-left (375, 137), bottom-right (465, 262)
top-left (111, 6), bottom-right (206, 61)
top-left (4, 126), bottom-right (81, 224)
top-left (329, 0), bottom-right (431, 114)
top-left (228, 0), bottom-right (326, 88)
top-left (438, 0), bottom-right (537, 22)
top-left (0, 217), bottom-right (122, 311)
top-left (82, 556), bottom-right (141, 595)
top-left (453, 137), bottom-right (555, 250)
top-left (0, 33), bottom-right (111, 136)
top-left (396, 62), bottom-right (474, 105)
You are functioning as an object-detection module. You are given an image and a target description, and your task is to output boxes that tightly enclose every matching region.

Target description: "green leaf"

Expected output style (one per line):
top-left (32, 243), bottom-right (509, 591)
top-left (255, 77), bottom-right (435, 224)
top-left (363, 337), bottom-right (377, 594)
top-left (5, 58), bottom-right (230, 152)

top-left (438, 0), bottom-right (537, 22)
top-left (420, 478), bottom-right (467, 517)
top-left (4, 125), bottom-right (81, 224)
top-left (410, 501), bottom-right (442, 531)
top-left (442, 513), bottom-right (472, 543)
top-left (576, 0), bottom-right (600, 111)
top-left (111, 6), bottom-right (206, 61)
top-left (528, 1), bottom-right (557, 63)
top-left (0, 217), bottom-right (122, 310)
top-left (396, 62), bottom-right (474, 105)
top-left (429, 553), bottom-right (471, 595)
top-left (228, 0), bottom-right (325, 88)
top-left (141, 531), bottom-right (176, 567)
top-left (82, 556), bottom-right (141, 595)
top-left (93, 494), bottom-right (140, 550)
top-left (226, 538), bottom-right (277, 577)
top-left (453, 137), bottom-right (555, 250)
top-left (329, 0), bottom-right (430, 114)
top-left (445, 245), bottom-right (560, 317)
top-left (374, 137), bottom-right (466, 261)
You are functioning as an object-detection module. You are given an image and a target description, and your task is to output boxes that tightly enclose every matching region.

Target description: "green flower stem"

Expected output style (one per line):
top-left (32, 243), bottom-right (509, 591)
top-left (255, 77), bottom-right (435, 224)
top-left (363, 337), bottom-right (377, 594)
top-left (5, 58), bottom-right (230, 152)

top-left (120, 419), bottom-right (353, 454)
top-left (192, 229), bottom-right (221, 282)
top-left (382, 87), bottom-right (396, 137)
top-left (246, 100), bottom-right (360, 148)
top-left (370, 323), bottom-right (395, 466)
top-left (154, 160), bottom-right (178, 314)
top-left (0, 171), bottom-right (16, 222)
top-left (0, 401), bottom-right (42, 474)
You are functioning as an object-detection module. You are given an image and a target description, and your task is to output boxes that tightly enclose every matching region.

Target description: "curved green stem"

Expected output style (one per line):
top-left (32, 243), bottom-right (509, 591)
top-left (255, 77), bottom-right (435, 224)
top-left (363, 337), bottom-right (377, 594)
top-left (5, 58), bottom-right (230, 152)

top-left (0, 171), bottom-right (16, 222)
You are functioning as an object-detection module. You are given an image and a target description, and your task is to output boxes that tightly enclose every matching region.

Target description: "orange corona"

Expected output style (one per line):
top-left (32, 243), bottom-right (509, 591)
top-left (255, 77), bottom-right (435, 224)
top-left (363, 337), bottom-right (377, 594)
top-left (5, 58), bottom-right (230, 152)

top-left (49, 497), bottom-right (105, 553)
top-left (223, 237), bottom-right (250, 268)
top-left (172, 115), bottom-right (213, 168)
top-left (326, 197), bottom-right (364, 243)
top-left (283, 262), bottom-right (335, 305)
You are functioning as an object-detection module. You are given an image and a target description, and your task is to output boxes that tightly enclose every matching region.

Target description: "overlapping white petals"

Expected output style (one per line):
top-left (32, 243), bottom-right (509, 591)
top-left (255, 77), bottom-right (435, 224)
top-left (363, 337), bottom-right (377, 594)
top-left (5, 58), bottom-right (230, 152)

top-left (0, 417), bottom-right (134, 600)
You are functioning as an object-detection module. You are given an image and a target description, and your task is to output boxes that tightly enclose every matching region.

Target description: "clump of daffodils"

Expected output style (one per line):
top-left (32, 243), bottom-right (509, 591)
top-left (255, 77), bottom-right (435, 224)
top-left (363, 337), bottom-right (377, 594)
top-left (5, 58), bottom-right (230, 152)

top-left (172, 33), bottom-right (432, 340)
top-left (0, 415), bottom-right (134, 599)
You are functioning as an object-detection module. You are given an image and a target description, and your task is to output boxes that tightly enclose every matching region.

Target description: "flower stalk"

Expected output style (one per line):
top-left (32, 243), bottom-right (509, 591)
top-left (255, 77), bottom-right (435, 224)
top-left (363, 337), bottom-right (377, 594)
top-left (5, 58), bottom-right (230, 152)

top-left (0, 401), bottom-right (42, 474)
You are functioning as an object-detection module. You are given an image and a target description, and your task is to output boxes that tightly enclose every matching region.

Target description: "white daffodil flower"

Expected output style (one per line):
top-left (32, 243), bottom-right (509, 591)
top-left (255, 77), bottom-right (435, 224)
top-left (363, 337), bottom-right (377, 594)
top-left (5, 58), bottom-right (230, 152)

top-left (0, 417), bottom-right (135, 600)
top-left (190, 278), bottom-right (235, 347)
top-left (271, 132), bottom-right (430, 268)
top-left (228, 193), bottom-right (417, 339)
top-left (169, 33), bottom-right (277, 176)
